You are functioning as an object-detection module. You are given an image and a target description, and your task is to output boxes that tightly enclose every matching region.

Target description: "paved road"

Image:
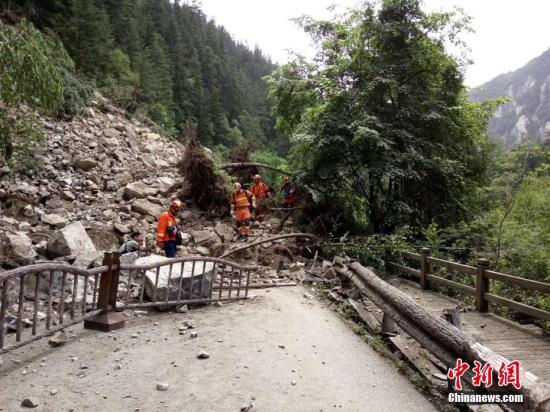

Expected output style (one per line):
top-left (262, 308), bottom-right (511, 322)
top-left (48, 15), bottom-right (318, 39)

top-left (0, 286), bottom-right (436, 411)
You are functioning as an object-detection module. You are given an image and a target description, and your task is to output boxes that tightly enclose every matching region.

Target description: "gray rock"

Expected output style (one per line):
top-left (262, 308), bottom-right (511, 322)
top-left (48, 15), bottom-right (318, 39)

top-left (192, 230), bottom-right (222, 253)
top-left (73, 158), bottom-right (97, 171)
top-left (72, 251), bottom-right (103, 269)
top-left (135, 255), bottom-right (214, 301)
top-left (123, 181), bottom-right (159, 200)
top-left (113, 223), bottom-right (131, 235)
top-left (0, 230), bottom-right (37, 265)
top-left (61, 190), bottom-right (76, 201)
top-left (47, 222), bottom-right (97, 257)
top-left (0, 216), bottom-right (19, 228)
top-left (104, 128), bottom-right (120, 140)
top-left (86, 223), bottom-right (119, 251)
top-left (175, 304), bottom-right (188, 313)
top-left (113, 171), bottom-right (133, 186)
top-left (41, 214), bottom-right (67, 229)
top-left (131, 199), bottom-right (162, 217)
top-left (197, 350), bottom-right (210, 359)
top-left (214, 222), bottom-right (235, 243)
top-left (48, 331), bottom-right (67, 347)
top-left (190, 331), bottom-right (198, 338)
top-left (157, 176), bottom-right (178, 196)
top-left (156, 382), bottom-right (169, 391)
top-left (21, 397), bottom-right (39, 408)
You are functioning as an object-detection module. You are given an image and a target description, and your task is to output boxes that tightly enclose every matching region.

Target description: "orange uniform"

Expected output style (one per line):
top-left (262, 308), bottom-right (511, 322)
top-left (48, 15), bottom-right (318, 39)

top-left (250, 181), bottom-right (271, 199)
top-left (231, 189), bottom-right (254, 236)
top-left (156, 210), bottom-right (178, 242)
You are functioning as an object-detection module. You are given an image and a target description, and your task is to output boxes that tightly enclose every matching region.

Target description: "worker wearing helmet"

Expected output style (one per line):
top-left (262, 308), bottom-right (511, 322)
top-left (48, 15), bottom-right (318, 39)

top-left (280, 176), bottom-right (296, 208)
top-left (156, 199), bottom-right (184, 257)
top-left (250, 174), bottom-right (272, 222)
top-left (230, 182), bottom-right (256, 240)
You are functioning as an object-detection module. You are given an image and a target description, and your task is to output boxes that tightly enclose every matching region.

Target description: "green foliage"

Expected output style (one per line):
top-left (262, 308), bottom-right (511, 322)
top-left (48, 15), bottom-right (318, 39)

top-left (5, 0), bottom-right (284, 151)
top-left (267, 0), bottom-right (498, 235)
top-left (424, 141), bottom-right (550, 329)
top-left (0, 21), bottom-right (66, 161)
top-left (250, 150), bottom-right (288, 191)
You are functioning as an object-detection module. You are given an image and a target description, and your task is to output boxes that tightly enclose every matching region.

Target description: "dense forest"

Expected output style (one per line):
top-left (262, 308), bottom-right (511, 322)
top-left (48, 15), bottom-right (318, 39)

top-left (0, 0), bottom-right (285, 154)
top-left (0, 0), bottom-right (548, 328)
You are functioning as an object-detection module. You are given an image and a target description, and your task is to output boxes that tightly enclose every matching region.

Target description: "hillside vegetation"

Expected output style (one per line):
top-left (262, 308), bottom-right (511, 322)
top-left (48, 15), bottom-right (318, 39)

top-left (1, 0), bottom-right (284, 152)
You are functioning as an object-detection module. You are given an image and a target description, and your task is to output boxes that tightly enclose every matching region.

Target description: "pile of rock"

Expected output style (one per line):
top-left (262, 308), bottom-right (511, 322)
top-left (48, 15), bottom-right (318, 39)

top-left (0, 96), bottom-right (184, 269)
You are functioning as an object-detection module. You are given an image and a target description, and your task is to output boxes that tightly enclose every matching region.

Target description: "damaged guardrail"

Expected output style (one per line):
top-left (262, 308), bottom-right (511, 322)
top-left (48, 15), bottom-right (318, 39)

top-left (332, 257), bottom-right (550, 412)
top-left (0, 251), bottom-right (258, 354)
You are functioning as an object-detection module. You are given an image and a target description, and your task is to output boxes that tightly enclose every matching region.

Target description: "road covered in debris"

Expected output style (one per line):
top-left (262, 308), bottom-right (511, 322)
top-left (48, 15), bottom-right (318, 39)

top-left (0, 286), bottom-right (434, 411)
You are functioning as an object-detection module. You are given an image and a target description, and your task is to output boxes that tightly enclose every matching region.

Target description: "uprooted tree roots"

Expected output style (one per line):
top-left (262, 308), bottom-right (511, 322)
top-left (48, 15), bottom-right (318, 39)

top-left (178, 121), bottom-right (229, 214)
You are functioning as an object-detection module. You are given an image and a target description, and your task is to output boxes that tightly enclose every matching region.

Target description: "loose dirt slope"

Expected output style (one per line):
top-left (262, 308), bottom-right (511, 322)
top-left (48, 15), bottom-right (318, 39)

top-left (0, 287), bottom-right (435, 412)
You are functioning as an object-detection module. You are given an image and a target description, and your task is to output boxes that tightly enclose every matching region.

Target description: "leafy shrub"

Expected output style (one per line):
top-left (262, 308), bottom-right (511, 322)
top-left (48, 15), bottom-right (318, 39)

top-left (0, 21), bottom-right (67, 162)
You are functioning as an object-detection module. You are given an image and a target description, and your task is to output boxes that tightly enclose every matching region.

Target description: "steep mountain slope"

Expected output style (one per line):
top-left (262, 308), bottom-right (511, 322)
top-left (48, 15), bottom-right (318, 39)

top-left (469, 48), bottom-right (550, 146)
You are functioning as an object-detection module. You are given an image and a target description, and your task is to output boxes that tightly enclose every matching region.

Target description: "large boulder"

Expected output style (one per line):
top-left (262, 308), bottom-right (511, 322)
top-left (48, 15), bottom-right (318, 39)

top-left (214, 222), bottom-right (235, 243)
top-left (135, 255), bottom-right (214, 301)
top-left (157, 176), bottom-right (178, 196)
top-left (192, 230), bottom-right (223, 254)
top-left (86, 223), bottom-right (119, 251)
top-left (47, 222), bottom-right (97, 258)
top-left (0, 230), bottom-right (37, 266)
top-left (123, 181), bottom-right (159, 200)
top-left (72, 251), bottom-right (103, 269)
top-left (41, 214), bottom-right (67, 229)
top-left (131, 199), bottom-right (162, 218)
top-left (113, 171), bottom-right (133, 186)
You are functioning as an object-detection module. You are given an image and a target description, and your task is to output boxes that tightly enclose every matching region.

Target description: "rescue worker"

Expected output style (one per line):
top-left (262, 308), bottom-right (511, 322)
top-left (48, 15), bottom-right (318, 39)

top-left (280, 176), bottom-right (296, 208)
top-left (118, 231), bottom-right (142, 255)
top-left (230, 182), bottom-right (256, 240)
top-left (250, 174), bottom-right (272, 221)
top-left (156, 199), bottom-right (183, 258)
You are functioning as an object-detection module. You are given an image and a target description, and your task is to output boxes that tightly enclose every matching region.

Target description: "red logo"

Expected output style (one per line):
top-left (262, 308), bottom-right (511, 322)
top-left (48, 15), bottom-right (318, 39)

top-left (448, 359), bottom-right (522, 390)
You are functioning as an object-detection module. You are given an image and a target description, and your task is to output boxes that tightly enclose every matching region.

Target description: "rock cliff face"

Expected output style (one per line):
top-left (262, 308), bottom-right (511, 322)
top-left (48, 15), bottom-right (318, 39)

top-left (469, 48), bottom-right (550, 147)
top-left (0, 95), bottom-right (184, 268)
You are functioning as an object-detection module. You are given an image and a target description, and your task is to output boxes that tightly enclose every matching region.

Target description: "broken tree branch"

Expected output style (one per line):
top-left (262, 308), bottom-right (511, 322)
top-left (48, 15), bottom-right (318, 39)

top-left (220, 233), bottom-right (319, 259)
top-left (221, 162), bottom-right (290, 175)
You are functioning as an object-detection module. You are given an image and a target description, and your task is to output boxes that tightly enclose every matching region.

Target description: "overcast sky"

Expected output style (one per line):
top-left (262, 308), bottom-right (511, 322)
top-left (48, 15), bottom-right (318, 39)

top-left (194, 0), bottom-right (550, 87)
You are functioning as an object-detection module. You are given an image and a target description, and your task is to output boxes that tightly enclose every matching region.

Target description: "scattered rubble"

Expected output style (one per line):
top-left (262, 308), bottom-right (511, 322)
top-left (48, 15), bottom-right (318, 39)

top-left (48, 331), bottom-right (67, 347)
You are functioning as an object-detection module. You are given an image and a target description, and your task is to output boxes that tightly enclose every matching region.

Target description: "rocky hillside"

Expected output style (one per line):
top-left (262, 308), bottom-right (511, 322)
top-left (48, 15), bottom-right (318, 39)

top-left (469, 48), bottom-right (550, 147)
top-left (0, 94), bottom-right (186, 269)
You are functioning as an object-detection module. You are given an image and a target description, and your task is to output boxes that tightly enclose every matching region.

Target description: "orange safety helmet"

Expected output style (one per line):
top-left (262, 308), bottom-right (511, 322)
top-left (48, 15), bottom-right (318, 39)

top-left (253, 174), bottom-right (261, 180)
top-left (170, 199), bottom-right (183, 209)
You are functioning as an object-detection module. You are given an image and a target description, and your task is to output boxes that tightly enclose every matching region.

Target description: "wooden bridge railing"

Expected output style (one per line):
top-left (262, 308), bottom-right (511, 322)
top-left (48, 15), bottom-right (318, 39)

top-left (389, 247), bottom-right (550, 322)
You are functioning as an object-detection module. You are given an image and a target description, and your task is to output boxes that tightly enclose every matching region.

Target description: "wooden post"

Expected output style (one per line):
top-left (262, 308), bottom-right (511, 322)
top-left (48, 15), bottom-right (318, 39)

top-left (476, 258), bottom-right (490, 312)
top-left (84, 252), bottom-right (125, 332)
top-left (419, 247), bottom-right (431, 290)
top-left (109, 252), bottom-right (121, 309)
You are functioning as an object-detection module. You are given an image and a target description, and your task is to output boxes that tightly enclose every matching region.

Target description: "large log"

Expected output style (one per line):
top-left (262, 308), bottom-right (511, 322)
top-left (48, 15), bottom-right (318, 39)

top-left (221, 162), bottom-right (290, 175)
top-left (220, 233), bottom-right (318, 259)
top-left (334, 261), bottom-right (550, 412)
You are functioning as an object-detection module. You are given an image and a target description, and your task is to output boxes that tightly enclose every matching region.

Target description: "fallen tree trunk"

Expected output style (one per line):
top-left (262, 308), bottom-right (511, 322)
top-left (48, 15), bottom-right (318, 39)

top-left (221, 162), bottom-right (290, 175)
top-left (220, 233), bottom-right (319, 259)
top-left (334, 261), bottom-right (550, 412)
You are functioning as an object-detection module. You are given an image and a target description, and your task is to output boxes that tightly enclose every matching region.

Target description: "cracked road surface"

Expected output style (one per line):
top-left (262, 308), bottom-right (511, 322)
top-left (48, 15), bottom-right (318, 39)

top-left (0, 286), bottom-right (436, 411)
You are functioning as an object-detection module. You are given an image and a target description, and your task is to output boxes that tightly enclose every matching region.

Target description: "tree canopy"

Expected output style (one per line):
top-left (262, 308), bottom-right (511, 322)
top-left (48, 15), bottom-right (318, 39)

top-left (266, 0), bottom-right (500, 234)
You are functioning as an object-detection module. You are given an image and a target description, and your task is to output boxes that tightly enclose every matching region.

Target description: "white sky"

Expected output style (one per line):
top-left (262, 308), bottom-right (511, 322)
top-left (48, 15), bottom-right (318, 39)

top-left (193, 0), bottom-right (550, 87)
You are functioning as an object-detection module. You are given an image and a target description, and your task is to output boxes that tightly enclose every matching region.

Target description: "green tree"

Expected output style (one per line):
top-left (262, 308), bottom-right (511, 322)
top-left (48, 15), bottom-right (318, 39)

top-left (266, 0), bottom-right (493, 234)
